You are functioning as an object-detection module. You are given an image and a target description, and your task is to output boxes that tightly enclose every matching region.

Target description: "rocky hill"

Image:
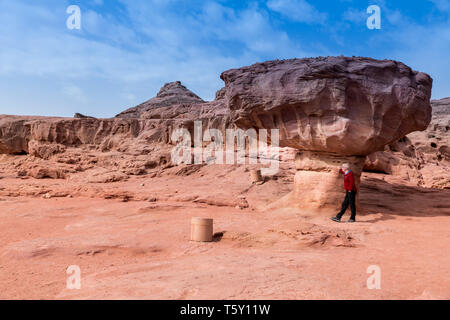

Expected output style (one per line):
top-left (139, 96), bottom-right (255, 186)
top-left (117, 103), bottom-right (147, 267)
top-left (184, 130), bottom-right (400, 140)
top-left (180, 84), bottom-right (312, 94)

top-left (116, 81), bottom-right (206, 119)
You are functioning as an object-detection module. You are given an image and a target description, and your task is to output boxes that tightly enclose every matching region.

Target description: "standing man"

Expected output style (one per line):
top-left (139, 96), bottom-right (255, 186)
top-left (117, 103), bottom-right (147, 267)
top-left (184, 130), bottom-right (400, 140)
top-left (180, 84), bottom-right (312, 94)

top-left (331, 163), bottom-right (357, 223)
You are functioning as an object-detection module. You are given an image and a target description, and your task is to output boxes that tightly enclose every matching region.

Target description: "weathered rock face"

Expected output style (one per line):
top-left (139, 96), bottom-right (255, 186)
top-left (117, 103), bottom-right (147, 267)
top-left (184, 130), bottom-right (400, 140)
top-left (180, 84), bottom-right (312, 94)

top-left (221, 56), bottom-right (432, 156)
top-left (364, 137), bottom-right (420, 174)
top-left (365, 98), bottom-right (449, 189)
top-left (0, 80), bottom-right (230, 157)
top-left (409, 98), bottom-right (450, 159)
top-left (0, 80), bottom-right (233, 183)
top-left (0, 116), bottom-right (171, 155)
top-left (221, 57), bottom-right (433, 212)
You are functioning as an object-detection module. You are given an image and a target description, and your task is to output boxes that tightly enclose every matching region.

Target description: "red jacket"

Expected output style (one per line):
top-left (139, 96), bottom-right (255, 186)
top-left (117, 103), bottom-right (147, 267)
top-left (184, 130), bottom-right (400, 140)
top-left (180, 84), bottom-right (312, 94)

top-left (340, 169), bottom-right (357, 192)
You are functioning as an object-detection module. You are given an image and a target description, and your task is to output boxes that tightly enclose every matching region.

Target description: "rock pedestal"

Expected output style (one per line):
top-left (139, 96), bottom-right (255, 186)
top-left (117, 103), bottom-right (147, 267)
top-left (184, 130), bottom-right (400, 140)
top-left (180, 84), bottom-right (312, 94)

top-left (291, 151), bottom-right (365, 211)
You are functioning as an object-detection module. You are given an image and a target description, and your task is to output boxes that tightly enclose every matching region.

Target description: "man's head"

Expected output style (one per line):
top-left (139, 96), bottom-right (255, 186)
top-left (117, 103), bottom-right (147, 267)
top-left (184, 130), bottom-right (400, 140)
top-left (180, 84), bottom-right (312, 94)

top-left (342, 163), bottom-right (350, 171)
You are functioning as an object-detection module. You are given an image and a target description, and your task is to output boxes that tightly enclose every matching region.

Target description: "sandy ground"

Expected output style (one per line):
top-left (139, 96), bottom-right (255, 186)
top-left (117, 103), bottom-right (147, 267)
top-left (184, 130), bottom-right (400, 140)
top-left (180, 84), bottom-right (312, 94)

top-left (0, 163), bottom-right (449, 300)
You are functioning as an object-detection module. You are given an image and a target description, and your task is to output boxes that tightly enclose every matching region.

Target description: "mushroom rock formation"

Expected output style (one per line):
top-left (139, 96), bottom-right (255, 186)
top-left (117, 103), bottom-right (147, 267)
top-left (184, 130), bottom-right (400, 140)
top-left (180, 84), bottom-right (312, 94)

top-left (221, 56), bottom-right (433, 212)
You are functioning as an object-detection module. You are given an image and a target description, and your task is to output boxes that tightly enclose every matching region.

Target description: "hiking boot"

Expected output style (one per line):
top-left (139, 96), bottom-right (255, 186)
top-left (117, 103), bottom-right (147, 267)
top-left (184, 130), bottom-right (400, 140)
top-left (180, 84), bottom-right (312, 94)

top-left (331, 217), bottom-right (341, 223)
top-left (347, 218), bottom-right (356, 223)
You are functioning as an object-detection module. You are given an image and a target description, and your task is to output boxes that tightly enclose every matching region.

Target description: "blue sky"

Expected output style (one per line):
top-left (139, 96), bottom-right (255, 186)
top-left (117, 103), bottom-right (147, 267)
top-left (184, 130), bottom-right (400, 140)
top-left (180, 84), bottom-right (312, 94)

top-left (0, 0), bottom-right (449, 117)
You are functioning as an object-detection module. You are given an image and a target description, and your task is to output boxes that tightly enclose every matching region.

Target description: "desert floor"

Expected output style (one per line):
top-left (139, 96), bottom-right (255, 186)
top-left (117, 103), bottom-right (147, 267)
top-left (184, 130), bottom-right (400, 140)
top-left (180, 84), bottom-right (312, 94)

top-left (0, 164), bottom-right (449, 299)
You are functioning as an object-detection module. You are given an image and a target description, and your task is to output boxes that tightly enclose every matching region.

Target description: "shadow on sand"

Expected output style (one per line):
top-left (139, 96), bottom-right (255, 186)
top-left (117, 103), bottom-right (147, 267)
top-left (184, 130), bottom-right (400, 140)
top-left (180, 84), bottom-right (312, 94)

top-left (359, 175), bottom-right (450, 222)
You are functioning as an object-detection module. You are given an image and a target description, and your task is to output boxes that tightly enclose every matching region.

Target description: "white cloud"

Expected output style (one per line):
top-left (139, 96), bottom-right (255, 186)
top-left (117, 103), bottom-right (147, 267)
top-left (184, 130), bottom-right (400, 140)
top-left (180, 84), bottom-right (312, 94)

top-left (0, 0), bottom-right (447, 118)
top-left (430, 0), bottom-right (450, 13)
top-left (0, 0), bottom-right (316, 117)
top-left (62, 85), bottom-right (87, 103)
top-left (388, 21), bottom-right (450, 99)
top-left (385, 9), bottom-right (408, 25)
top-left (120, 92), bottom-right (137, 101)
top-left (338, 2), bottom-right (450, 100)
top-left (267, 0), bottom-right (327, 24)
top-left (195, 2), bottom-right (300, 56)
top-left (342, 8), bottom-right (365, 24)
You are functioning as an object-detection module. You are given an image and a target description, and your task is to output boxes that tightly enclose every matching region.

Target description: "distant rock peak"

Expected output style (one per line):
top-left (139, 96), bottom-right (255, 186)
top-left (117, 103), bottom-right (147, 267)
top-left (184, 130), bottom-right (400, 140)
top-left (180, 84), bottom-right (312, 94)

top-left (116, 81), bottom-right (205, 118)
top-left (74, 113), bottom-right (95, 119)
top-left (156, 81), bottom-right (203, 100)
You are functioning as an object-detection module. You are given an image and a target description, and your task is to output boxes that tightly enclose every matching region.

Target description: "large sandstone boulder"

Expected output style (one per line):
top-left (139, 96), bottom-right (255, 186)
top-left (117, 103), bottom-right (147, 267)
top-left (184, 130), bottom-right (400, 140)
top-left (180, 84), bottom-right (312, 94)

top-left (221, 56), bottom-right (433, 212)
top-left (222, 56), bottom-right (432, 155)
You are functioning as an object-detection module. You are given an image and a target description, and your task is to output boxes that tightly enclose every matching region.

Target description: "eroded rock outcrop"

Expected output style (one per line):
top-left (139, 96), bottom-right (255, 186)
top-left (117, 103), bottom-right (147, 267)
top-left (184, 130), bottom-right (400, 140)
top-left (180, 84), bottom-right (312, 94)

top-left (116, 81), bottom-right (232, 140)
top-left (116, 81), bottom-right (205, 119)
top-left (0, 116), bottom-right (166, 154)
top-left (410, 98), bottom-right (450, 160)
top-left (0, 81), bottom-right (231, 181)
top-left (365, 98), bottom-right (449, 189)
top-left (0, 81), bottom-right (229, 156)
top-left (221, 56), bottom-right (433, 211)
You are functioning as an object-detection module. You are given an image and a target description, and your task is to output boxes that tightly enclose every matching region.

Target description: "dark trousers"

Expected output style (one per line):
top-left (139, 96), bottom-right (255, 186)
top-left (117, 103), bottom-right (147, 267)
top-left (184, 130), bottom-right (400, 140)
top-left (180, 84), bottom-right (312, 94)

top-left (337, 191), bottom-right (357, 220)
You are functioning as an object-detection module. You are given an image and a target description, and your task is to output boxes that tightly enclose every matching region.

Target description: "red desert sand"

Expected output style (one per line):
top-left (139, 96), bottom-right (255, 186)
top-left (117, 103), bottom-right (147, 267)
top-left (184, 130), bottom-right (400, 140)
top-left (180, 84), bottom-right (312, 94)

top-left (0, 57), bottom-right (449, 299)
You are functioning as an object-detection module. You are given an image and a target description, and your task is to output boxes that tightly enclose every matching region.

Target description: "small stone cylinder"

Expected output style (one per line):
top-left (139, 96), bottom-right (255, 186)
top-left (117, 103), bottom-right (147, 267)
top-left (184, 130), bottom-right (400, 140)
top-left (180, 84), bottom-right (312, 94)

top-left (190, 217), bottom-right (213, 242)
top-left (250, 169), bottom-right (263, 183)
